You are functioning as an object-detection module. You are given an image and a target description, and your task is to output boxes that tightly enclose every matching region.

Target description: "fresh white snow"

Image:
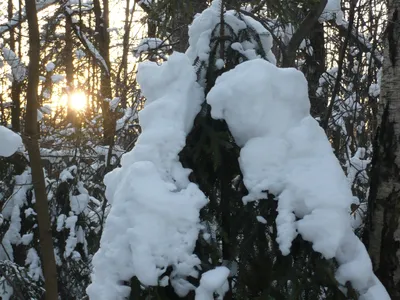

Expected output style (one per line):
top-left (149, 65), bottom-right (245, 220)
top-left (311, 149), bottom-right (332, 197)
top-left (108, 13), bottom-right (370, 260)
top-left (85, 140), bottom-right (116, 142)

top-left (45, 62), bottom-right (56, 72)
top-left (195, 267), bottom-right (230, 300)
top-left (87, 53), bottom-right (207, 299)
top-left (186, 2), bottom-right (275, 66)
top-left (0, 126), bottom-right (22, 157)
top-left (0, 170), bottom-right (32, 261)
top-left (86, 1), bottom-right (388, 298)
top-left (134, 38), bottom-right (166, 57)
top-left (1, 48), bottom-right (26, 82)
top-left (319, 0), bottom-right (344, 25)
top-left (207, 58), bottom-right (389, 299)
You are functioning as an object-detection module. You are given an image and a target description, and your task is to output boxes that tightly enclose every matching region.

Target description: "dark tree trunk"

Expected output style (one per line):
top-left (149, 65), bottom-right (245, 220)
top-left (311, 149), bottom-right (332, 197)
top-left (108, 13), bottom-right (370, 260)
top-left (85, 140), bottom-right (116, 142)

top-left (93, 0), bottom-right (115, 146)
top-left (305, 22), bottom-right (326, 118)
top-left (116, 0), bottom-right (133, 108)
top-left (65, 18), bottom-right (76, 123)
top-left (171, 0), bottom-right (208, 52)
top-left (8, 0), bottom-right (21, 132)
top-left (24, 1), bottom-right (59, 299)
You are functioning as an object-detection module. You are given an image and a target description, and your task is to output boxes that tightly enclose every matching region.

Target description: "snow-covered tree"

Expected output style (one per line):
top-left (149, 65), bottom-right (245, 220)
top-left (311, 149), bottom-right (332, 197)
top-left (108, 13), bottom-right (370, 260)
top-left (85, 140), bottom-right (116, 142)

top-left (88, 1), bottom-right (388, 299)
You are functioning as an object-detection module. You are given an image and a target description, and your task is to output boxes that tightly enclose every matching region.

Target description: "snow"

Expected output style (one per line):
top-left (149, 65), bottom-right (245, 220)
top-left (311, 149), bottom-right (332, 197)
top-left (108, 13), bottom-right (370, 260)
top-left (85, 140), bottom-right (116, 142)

top-left (186, 1), bottom-right (275, 66)
top-left (116, 107), bottom-right (135, 131)
top-left (186, 0), bottom-right (220, 62)
top-left (37, 109), bottom-right (44, 122)
top-left (79, 29), bottom-right (109, 74)
top-left (208, 60), bottom-right (309, 148)
top-left (215, 58), bottom-right (224, 69)
top-left (0, 170), bottom-right (32, 261)
top-left (134, 38), bottom-right (166, 57)
top-left (60, 166), bottom-right (77, 182)
top-left (63, 6), bottom-right (109, 74)
top-left (51, 74), bottom-right (65, 83)
top-left (41, 105), bottom-right (52, 114)
top-left (70, 194), bottom-right (90, 215)
top-left (195, 267), bottom-right (230, 300)
top-left (256, 216), bottom-right (267, 224)
top-left (57, 214), bottom-right (67, 232)
top-left (369, 68), bottom-right (382, 97)
top-left (2, 48), bottom-right (26, 82)
top-left (206, 58), bottom-right (389, 299)
top-left (87, 53), bottom-right (207, 299)
top-left (0, 281), bottom-right (13, 300)
top-left (0, 126), bottom-right (22, 157)
top-left (346, 147), bottom-right (370, 188)
top-left (109, 97), bottom-right (120, 111)
top-left (64, 215), bottom-right (78, 258)
top-left (21, 233), bottom-right (33, 245)
top-left (138, 0), bottom-right (152, 5)
top-left (319, 0), bottom-right (344, 25)
top-left (45, 62), bottom-right (55, 72)
top-left (25, 248), bottom-right (43, 281)
top-left (75, 49), bottom-right (86, 59)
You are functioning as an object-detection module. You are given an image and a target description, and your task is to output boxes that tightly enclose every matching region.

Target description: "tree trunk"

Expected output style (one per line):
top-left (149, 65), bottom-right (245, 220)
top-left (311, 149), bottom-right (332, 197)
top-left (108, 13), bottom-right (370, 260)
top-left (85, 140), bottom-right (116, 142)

top-left (116, 0), bottom-right (133, 108)
top-left (8, 0), bottom-right (21, 132)
top-left (171, 0), bottom-right (208, 52)
top-left (65, 19), bottom-right (76, 124)
top-left (305, 22), bottom-right (326, 118)
top-left (363, 1), bottom-right (400, 297)
top-left (93, 0), bottom-right (115, 146)
top-left (24, 1), bottom-right (59, 299)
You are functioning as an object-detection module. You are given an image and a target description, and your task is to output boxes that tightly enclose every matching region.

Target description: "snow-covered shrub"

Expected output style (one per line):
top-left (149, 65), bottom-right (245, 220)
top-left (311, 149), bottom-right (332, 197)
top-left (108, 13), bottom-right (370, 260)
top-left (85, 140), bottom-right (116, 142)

top-left (0, 118), bottom-right (113, 299)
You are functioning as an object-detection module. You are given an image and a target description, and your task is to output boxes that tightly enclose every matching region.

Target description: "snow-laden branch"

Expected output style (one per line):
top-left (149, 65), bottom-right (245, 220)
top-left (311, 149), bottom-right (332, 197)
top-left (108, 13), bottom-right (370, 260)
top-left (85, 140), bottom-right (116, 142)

top-left (64, 9), bottom-right (110, 75)
top-left (1, 48), bottom-right (27, 82)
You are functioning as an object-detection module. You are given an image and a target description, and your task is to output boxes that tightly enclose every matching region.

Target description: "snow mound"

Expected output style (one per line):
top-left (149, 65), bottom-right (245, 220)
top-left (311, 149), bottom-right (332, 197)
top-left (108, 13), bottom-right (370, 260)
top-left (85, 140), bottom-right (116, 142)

top-left (206, 59), bottom-right (389, 299)
top-left (87, 53), bottom-right (207, 299)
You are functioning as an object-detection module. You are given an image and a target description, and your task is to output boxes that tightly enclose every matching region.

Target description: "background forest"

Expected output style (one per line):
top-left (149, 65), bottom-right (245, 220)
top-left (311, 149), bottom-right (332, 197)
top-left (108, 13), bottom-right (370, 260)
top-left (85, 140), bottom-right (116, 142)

top-left (0, 0), bottom-right (398, 299)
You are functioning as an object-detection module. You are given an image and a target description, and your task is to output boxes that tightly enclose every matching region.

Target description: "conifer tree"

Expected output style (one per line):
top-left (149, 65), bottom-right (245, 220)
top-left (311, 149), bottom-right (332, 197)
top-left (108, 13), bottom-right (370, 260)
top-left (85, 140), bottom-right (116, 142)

top-left (88, 2), bottom-right (387, 300)
top-left (179, 2), bottom-right (356, 299)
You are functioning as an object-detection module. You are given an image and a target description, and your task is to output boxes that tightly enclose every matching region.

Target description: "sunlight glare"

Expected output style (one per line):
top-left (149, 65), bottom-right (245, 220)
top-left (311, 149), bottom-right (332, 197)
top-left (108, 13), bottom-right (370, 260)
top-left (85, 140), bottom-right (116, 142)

top-left (69, 91), bottom-right (87, 111)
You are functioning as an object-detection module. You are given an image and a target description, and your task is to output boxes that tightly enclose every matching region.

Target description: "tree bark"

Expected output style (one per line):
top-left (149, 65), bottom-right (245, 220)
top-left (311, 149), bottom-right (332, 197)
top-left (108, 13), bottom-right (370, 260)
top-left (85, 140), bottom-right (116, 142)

top-left (93, 0), bottom-right (115, 146)
top-left (116, 0), bottom-right (133, 108)
top-left (24, 1), bottom-right (59, 299)
top-left (8, 0), bottom-right (21, 132)
top-left (304, 22), bottom-right (326, 118)
top-left (171, 0), bottom-right (208, 52)
top-left (363, 1), bottom-right (400, 298)
top-left (65, 19), bottom-right (76, 124)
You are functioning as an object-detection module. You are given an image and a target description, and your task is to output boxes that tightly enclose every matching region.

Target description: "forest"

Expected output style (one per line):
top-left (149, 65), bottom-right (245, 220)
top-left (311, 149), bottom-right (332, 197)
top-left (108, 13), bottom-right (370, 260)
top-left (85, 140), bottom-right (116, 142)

top-left (0, 0), bottom-right (398, 299)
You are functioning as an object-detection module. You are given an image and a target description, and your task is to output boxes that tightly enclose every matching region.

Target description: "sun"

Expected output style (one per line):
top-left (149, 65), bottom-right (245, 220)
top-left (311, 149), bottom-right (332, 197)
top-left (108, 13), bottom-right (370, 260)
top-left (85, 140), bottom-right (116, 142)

top-left (69, 91), bottom-right (87, 111)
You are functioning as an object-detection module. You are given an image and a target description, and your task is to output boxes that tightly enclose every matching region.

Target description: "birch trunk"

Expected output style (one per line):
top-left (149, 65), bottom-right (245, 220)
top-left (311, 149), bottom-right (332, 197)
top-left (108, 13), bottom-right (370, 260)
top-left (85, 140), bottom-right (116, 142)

top-left (364, 0), bottom-right (400, 297)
